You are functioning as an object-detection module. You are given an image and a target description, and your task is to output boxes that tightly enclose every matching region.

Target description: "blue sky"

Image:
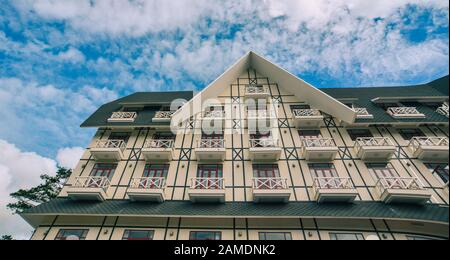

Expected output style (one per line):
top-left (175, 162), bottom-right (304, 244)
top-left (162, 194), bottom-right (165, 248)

top-left (0, 0), bottom-right (448, 238)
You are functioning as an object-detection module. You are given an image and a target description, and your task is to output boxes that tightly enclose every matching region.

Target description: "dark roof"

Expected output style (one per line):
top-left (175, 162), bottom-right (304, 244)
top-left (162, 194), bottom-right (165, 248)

top-left (22, 199), bottom-right (449, 224)
top-left (323, 76), bottom-right (449, 124)
top-left (81, 91), bottom-right (194, 128)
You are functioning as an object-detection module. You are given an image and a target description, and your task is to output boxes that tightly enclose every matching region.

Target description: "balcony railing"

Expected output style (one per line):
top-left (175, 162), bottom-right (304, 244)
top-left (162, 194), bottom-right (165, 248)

top-left (313, 177), bottom-right (354, 190)
top-left (204, 110), bottom-right (226, 118)
top-left (130, 177), bottom-right (166, 190)
top-left (144, 139), bottom-right (174, 149)
top-left (154, 111), bottom-right (174, 119)
top-left (253, 178), bottom-right (288, 190)
top-left (245, 85), bottom-right (269, 95)
top-left (108, 112), bottom-right (137, 121)
top-left (292, 109), bottom-right (321, 117)
top-left (436, 103), bottom-right (449, 118)
top-left (95, 140), bottom-right (126, 151)
top-left (353, 108), bottom-right (373, 118)
top-left (387, 107), bottom-right (424, 118)
top-left (190, 178), bottom-right (224, 190)
top-left (302, 138), bottom-right (335, 148)
top-left (73, 176), bottom-right (110, 191)
top-left (355, 137), bottom-right (394, 147)
top-left (249, 138), bottom-right (278, 148)
top-left (198, 139), bottom-right (225, 149)
top-left (409, 137), bottom-right (449, 149)
top-left (376, 177), bottom-right (423, 191)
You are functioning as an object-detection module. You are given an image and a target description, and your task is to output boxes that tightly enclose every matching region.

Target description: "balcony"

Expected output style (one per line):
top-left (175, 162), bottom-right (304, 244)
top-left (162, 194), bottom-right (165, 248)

top-left (302, 138), bottom-right (338, 161)
top-left (354, 137), bottom-right (396, 162)
top-left (141, 139), bottom-right (174, 162)
top-left (312, 177), bottom-right (358, 203)
top-left (152, 111), bottom-right (174, 123)
top-left (248, 138), bottom-right (282, 162)
top-left (90, 140), bottom-right (126, 161)
top-left (127, 177), bottom-right (166, 203)
top-left (436, 103), bottom-right (449, 118)
top-left (292, 109), bottom-right (324, 128)
top-left (188, 178), bottom-right (226, 203)
top-left (409, 137), bottom-right (449, 162)
top-left (107, 112), bottom-right (137, 123)
top-left (375, 177), bottom-right (431, 204)
top-left (252, 178), bottom-right (291, 203)
top-left (203, 110), bottom-right (226, 119)
top-left (387, 107), bottom-right (425, 119)
top-left (353, 108), bottom-right (374, 119)
top-left (67, 176), bottom-right (110, 201)
top-left (244, 85), bottom-right (270, 99)
top-left (195, 139), bottom-right (226, 162)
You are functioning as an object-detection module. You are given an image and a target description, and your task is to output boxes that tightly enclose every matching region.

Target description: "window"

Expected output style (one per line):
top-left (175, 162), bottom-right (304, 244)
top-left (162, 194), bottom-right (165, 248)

top-left (291, 104), bottom-right (311, 110)
top-left (189, 231), bottom-right (222, 240)
top-left (298, 130), bottom-right (322, 139)
top-left (197, 165), bottom-right (223, 189)
top-left (143, 164), bottom-right (169, 178)
top-left (153, 132), bottom-right (175, 140)
top-left (55, 229), bottom-right (89, 240)
top-left (397, 128), bottom-right (425, 140)
top-left (366, 163), bottom-right (399, 179)
top-left (309, 164), bottom-right (340, 188)
top-left (347, 129), bottom-right (373, 141)
top-left (425, 163), bottom-right (449, 184)
top-left (109, 132), bottom-right (130, 143)
top-left (329, 233), bottom-right (364, 240)
top-left (91, 163), bottom-right (117, 179)
top-left (122, 230), bottom-right (154, 240)
top-left (309, 164), bottom-right (338, 178)
top-left (253, 164), bottom-right (280, 178)
top-left (202, 132), bottom-right (224, 140)
top-left (259, 232), bottom-right (292, 240)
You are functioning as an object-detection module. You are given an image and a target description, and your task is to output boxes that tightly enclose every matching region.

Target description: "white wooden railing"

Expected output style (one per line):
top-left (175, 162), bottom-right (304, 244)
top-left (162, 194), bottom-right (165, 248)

top-left (109, 112), bottom-right (137, 120)
top-left (130, 177), bottom-right (166, 190)
top-left (375, 177), bottom-right (424, 193)
top-left (253, 178), bottom-right (288, 190)
top-left (190, 178), bottom-right (224, 190)
top-left (302, 138), bottom-right (335, 148)
top-left (144, 139), bottom-right (174, 149)
top-left (353, 108), bottom-right (372, 117)
top-left (73, 176), bottom-right (110, 191)
top-left (198, 139), bottom-right (225, 149)
top-left (95, 140), bottom-right (126, 151)
top-left (292, 109), bottom-right (322, 117)
top-left (154, 111), bottom-right (174, 119)
top-left (436, 103), bottom-right (449, 118)
top-left (409, 137), bottom-right (449, 149)
top-left (245, 85), bottom-right (269, 95)
top-left (355, 137), bottom-right (394, 148)
top-left (249, 138), bottom-right (278, 148)
top-left (313, 177), bottom-right (354, 190)
top-left (387, 107), bottom-right (422, 117)
top-left (204, 110), bottom-right (226, 118)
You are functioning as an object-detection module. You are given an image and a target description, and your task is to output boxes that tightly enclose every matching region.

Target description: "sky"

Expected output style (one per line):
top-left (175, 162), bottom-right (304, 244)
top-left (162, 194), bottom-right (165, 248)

top-left (0, 0), bottom-right (449, 239)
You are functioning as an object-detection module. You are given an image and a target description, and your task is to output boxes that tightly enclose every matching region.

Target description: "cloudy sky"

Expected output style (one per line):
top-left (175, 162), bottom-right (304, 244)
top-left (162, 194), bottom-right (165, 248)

top-left (0, 0), bottom-right (449, 239)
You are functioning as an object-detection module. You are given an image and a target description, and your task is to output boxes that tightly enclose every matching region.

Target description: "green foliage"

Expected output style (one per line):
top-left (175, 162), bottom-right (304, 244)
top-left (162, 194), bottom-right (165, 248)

top-left (7, 167), bottom-right (72, 214)
top-left (0, 235), bottom-right (13, 240)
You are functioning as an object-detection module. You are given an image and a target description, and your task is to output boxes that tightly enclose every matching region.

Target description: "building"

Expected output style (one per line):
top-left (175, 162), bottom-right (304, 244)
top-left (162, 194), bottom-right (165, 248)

top-left (21, 52), bottom-right (449, 240)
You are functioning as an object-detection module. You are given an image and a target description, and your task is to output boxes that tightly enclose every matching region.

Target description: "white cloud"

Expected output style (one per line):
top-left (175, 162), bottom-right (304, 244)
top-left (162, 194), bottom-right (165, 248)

top-left (56, 147), bottom-right (84, 169)
top-left (0, 140), bottom-right (58, 239)
top-left (56, 47), bottom-right (85, 63)
top-left (0, 78), bottom-right (117, 156)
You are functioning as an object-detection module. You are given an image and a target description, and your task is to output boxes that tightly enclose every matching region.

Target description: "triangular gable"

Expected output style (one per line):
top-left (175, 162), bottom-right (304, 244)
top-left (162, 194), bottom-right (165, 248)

top-left (171, 51), bottom-right (356, 127)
